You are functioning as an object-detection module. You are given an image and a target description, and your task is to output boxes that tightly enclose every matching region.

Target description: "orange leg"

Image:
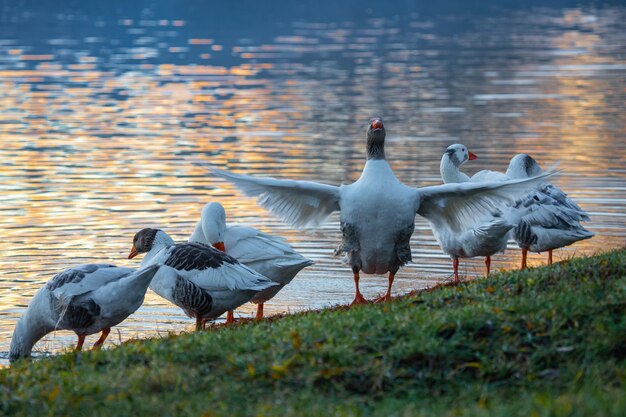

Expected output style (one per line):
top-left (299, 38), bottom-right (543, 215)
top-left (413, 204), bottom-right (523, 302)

top-left (255, 303), bottom-right (264, 320)
top-left (93, 328), bottom-right (111, 349)
top-left (485, 256), bottom-right (491, 276)
top-left (226, 310), bottom-right (235, 324)
top-left (521, 248), bottom-right (528, 270)
top-left (548, 250), bottom-right (553, 265)
top-left (453, 258), bottom-right (460, 283)
top-left (75, 334), bottom-right (86, 351)
top-left (351, 269), bottom-right (369, 305)
top-left (374, 272), bottom-right (395, 303)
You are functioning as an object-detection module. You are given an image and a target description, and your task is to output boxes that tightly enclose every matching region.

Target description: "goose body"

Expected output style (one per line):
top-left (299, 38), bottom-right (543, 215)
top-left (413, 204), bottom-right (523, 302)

top-left (504, 155), bottom-right (593, 265)
top-left (514, 203), bottom-right (594, 254)
top-left (189, 202), bottom-right (313, 319)
top-left (9, 264), bottom-right (158, 362)
top-left (337, 159), bottom-right (417, 275)
top-left (129, 228), bottom-right (277, 328)
top-left (211, 118), bottom-right (556, 301)
top-left (437, 144), bottom-right (515, 278)
top-left (429, 210), bottom-right (514, 261)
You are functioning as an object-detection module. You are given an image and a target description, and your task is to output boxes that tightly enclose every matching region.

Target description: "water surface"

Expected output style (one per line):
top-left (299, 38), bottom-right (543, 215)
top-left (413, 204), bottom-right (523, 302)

top-left (1, 2), bottom-right (625, 364)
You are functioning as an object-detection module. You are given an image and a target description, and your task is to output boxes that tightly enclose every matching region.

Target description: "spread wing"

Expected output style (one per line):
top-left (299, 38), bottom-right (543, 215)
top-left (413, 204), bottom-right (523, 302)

top-left (211, 169), bottom-right (340, 228)
top-left (416, 171), bottom-right (557, 233)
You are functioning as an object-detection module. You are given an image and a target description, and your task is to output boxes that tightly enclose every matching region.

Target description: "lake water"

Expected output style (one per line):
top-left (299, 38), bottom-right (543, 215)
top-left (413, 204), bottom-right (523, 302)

top-left (1, 1), bottom-right (625, 364)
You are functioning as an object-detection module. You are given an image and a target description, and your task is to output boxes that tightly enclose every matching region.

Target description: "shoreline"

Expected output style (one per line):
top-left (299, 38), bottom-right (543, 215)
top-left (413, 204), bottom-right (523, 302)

top-left (3, 249), bottom-right (625, 416)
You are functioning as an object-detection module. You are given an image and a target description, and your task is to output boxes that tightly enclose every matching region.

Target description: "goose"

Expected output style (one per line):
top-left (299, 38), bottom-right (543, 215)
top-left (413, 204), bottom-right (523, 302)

top-left (189, 202), bottom-right (313, 321)
top-left (128, 228), bottom-right (277, 329)
top-left (9, 263), bottom-right (159, 362)
top-left (210, 117), bottom-right (555, 299)
top-left (438, 144), bottom-right (515, 279)
top-left (442, 145), bottom-right (593, 268)
top-left (505, 154), bottom-right (594, 268)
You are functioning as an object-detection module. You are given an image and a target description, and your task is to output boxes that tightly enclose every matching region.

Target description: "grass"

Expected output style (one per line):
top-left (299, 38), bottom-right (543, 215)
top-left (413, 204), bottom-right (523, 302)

top-left (2, 250), bottom-right (626, 416)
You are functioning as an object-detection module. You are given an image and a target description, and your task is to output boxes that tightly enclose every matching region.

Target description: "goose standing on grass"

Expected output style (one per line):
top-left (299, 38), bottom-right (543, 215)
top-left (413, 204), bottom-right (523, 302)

top-left (438, 144), bottom-right (515, 279)
top-left (442, 146), bottom-right (593, 268)
top-left (210, 117), bottom-right (555, 297)
top-left (504, 154), bottom-right (594, 268)
top-left (128, 228), bottom-right (277, 329)
top-left (9, 264), bottom-right (159, 362)
top-left (189, 202), bottom-right (313, 321)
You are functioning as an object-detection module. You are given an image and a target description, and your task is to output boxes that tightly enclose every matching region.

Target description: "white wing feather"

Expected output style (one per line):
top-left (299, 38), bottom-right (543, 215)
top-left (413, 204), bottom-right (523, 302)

top-left (211, 169), bottom-right (340, 228)
top-left (180, 262), bottom-right (277, 292)
top-left (416, 171), bottom-right (557, 233)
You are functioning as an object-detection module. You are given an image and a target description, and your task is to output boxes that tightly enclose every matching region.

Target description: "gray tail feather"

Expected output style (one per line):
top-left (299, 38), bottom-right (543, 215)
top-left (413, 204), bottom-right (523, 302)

top-left (512, 219), bottom-right (536, 248)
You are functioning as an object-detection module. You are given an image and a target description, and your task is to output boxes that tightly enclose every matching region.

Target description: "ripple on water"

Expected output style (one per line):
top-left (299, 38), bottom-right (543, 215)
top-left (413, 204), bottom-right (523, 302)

top-left (0, 4), bottom-right (625, 365)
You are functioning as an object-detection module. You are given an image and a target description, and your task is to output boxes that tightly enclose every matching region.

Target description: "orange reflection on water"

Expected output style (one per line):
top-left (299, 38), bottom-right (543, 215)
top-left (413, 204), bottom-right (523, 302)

top-left (1, 6), bottom-right (626, 364)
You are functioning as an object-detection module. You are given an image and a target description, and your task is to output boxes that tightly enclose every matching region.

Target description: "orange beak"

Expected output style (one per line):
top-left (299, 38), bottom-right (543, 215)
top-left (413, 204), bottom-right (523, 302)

top-left (468, 151), bottom-right (478, 160)
top-left (213, 242), bottom-right (226, 252)
top-left (128, 246), bottom-right (139, 259)
top-left (371, 119), bottom-right (383, 129)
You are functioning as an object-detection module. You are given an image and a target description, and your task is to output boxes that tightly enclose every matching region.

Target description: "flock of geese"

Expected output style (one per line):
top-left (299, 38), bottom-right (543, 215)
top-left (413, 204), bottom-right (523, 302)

top-left (9, 118), bottom-right (593, 363)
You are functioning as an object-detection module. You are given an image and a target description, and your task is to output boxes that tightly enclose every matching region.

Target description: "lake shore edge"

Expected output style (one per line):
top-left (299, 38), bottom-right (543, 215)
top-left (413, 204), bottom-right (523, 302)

top-left (2, 249), bottom-right (625, 416)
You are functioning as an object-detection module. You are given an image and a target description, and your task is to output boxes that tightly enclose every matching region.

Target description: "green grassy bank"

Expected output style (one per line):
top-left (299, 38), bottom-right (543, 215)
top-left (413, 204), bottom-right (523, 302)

top-left (2, 250), bottom-right (626, 416)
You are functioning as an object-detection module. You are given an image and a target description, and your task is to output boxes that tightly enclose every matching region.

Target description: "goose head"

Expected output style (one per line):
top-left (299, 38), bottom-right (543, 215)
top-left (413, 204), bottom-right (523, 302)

top-left (9, 310), bottom-right (50, 363)
top-left (366, 117), bottom-right (386, 160)
top-left (440, 144), bottom-right (477, 183)
top-left (128, 228), bottom-right (175, 259)
top-left (506, 154), bottom-right (542, 179)
top-left (199, 202), bottom-right (227, 251)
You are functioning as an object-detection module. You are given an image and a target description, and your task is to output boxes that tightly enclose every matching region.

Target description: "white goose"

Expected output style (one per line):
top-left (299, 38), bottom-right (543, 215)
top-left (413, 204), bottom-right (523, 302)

top-left (211, 118), bottom-right (554, 300)
top-left (438, 144), bottom-right (515, 279)
top-left (442, 146), bottom-right (593, 268)
top-left (128, 228), bottom-right (277, 329)
top-left (189, 202), bottom-right (313, 321)
top-left (9, 263), bottom-right (159, 362)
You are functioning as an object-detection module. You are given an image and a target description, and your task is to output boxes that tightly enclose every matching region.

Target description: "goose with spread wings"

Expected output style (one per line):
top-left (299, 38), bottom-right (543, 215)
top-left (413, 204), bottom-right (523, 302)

top-left (211, 118), bottom-right (554, 302)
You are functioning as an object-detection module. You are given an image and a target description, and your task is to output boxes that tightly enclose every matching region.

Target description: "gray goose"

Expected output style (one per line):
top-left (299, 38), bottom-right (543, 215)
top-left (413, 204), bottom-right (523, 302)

top-left (10, 263), bottom-right (159, 362)
top-left (128, 228), bottom-right (277, 329)
top-left (505, 154), bottom-right (594, 268)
